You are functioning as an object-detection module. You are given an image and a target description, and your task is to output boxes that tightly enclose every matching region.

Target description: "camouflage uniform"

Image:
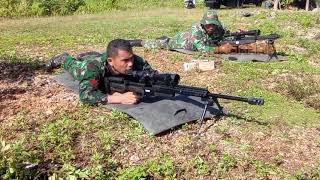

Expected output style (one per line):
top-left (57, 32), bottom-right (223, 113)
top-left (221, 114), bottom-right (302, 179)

top-left (63, 52), bottom-right (153, 105)
top-left (142, 10), bottom-right (225, 53)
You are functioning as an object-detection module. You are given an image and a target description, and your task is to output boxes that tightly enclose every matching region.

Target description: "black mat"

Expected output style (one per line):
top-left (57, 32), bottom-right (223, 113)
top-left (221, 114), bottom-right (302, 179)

top-left (172, 49), bottom-right (288, 62)
top-left (52, 72), bottom-right (222, 135)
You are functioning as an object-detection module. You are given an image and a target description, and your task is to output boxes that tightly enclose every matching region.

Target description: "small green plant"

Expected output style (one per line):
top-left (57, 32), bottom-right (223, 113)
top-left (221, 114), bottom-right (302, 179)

top-left (193, 155), bottom-right (211, 176)
top-left (117, 165), bottom-right (148, 180)
top-left (37, 112), bottom-right (81, 163)
top-left (99, 131), bottom-right (116, 153)
top-left (0, 140), bottom-right (41, 179)
top-left (214, 125), bottom-right (229, 135)
top-left (251, 159), bottom-right (279, 177)
top-left (218, 153), bottom-right (237, 173)
top-left (273, 154), bottom-right (285, 165)
top-left (208, 143), bottom-right (218, 154)
top-left (240, 144), bottom-right (253, 153)
top-left (295, 170), bottom-right (309, 180)
top-left (110, 109), bottom-right (129, 121)
top-left (148, 154), bottom-right (178, 178)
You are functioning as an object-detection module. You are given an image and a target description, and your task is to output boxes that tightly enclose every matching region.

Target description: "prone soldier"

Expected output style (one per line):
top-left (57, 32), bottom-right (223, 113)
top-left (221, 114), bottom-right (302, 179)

top-left (129, 10), bottom-right (278, 55)
top-left (46, 39), bottom-right (155, 105)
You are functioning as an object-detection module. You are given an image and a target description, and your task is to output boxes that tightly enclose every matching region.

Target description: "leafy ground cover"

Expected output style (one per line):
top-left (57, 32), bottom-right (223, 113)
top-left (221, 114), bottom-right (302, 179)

top-left (0, 7), bottom-right (320, 179)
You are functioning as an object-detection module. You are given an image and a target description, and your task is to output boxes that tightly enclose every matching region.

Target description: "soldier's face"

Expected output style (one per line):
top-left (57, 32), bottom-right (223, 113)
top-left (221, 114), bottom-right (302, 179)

top-left (204, 24), bottom-right (217, 35)
top-left (108, 49), bottom-right (134, 75)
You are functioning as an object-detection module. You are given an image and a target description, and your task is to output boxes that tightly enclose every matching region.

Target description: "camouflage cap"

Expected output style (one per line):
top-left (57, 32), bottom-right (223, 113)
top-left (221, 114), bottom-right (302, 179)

top-left (200, 10), bottom-right (222, 27)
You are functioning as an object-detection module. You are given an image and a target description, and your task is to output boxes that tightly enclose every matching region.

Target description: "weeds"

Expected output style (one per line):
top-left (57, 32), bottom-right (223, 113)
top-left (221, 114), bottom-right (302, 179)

top-left (218, 153), bottom-right (237, 173)
top-left (193, 155), bottom-right (211, 176)
top-left (0, 140), bottom-right (41, 179)
top-left (274, 73), bottom-right (320, 109)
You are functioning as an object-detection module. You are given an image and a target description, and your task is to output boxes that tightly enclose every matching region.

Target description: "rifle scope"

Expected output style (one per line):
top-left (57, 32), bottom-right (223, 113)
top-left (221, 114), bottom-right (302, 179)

top-left (226, 29), bottom-right (261, 37)
top-left (127, 70), bottom-right (180, 87)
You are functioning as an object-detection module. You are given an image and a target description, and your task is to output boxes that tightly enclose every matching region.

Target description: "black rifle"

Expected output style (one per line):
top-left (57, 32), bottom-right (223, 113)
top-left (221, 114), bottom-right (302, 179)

top-left (105, 70), bottom-right (264, 133)
top-left (209, 29), bottom-right (281, 46)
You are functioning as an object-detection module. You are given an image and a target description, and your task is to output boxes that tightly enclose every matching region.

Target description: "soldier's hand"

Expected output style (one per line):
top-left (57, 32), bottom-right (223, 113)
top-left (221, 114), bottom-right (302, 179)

top-left (107, 92), bottom-right (140, 104)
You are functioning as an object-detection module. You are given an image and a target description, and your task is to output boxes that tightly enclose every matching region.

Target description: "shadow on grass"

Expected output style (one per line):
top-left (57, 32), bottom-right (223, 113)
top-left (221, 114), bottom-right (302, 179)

top-left (0, 57), bottom-right (45, 83)
top-left (0, 56), bottom-right (46, 102)
top-left (156, 111), bottom-right (270, 136)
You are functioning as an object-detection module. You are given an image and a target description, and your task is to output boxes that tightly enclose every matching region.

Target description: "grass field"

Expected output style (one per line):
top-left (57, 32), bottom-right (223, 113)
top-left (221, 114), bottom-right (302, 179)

top-left (1, 7), bottom-right (320, 179)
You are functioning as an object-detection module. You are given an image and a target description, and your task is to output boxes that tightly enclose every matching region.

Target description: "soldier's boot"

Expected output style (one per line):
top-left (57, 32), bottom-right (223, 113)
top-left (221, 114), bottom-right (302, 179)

top-left (127, 39), bottom-right (143, 47)
top-left (46, 52), bottom-right (69, 72)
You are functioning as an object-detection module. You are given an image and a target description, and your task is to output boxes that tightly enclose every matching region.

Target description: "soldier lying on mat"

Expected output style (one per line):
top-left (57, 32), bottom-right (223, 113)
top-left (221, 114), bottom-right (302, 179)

top-left (46, 39), bottom-right (155, 105)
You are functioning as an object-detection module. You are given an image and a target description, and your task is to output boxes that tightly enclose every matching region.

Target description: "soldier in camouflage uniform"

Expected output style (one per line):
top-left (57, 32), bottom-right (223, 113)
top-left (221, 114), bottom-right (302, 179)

top-left (130, 9), bottom-right (276, 55)
top-left (47, 39), bottom-right (154, 105)
top-left (138, 9), bottom-right (233, 54)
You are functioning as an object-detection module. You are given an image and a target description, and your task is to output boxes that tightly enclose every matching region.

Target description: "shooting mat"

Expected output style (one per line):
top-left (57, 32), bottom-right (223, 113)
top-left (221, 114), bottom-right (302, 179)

top-left (172, 49), bottom-right (288, 62)
top-left (52, 72), bottom-right (222, 135)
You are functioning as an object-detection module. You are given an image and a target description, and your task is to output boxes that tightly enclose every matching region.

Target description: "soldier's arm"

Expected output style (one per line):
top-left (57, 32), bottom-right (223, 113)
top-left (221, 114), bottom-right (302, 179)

top-left (77, 60), bottom-right (106, 105)
top-left (191, 26), bottom-right (216, 53)
top-left (79, 79), bottom-right (106, 105)
top-left (80, 79), bottom-right (139, 105)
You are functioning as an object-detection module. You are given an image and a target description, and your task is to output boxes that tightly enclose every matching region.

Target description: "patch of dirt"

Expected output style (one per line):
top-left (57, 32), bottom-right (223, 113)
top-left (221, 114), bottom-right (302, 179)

top-left (314, 33), bottom-right (320, 41)
top-left (309, 54), bottom-right (320, 68)
top-left (296, 27), bottom-right (320, 40)
top-left (284, 45), bottom-right (307, 54)
top-left (247, 125), bottom-right (320, 173)
top-left (263, 72), bottom-right (320, 109)
top-left (0, 61), bottom-right (78, 140)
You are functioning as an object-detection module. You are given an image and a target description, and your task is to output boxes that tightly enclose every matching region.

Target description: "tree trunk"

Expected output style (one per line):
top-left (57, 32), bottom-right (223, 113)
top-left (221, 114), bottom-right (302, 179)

top-left (306, 0), bottom-right (310, 11)
top-left (274, 0), bottom-right (280, 10)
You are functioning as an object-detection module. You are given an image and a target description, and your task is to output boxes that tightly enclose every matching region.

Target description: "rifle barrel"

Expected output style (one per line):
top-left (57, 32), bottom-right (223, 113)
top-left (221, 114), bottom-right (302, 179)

top-left (174, 85), bottom-right (264, 105)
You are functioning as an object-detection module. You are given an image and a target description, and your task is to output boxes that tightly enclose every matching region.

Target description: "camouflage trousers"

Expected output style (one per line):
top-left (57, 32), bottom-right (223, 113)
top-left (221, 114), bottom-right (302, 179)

top-left (142, 37), bottom-right (198, 51)
top-left (63, 53), bottom-right (102, 81)
top-left (143, 38), bottom-right (276, 55)
top-left (63, 54), bottom-right (84, 81)
top-left (142, 39), bottom-right (171, 50)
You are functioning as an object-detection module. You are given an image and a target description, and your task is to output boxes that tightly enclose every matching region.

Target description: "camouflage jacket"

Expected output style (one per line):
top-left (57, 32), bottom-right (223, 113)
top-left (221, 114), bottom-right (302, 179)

top-left (64, 52), bottom-right (153, 105)
top-left (168, 22), bottom-right (225, 53)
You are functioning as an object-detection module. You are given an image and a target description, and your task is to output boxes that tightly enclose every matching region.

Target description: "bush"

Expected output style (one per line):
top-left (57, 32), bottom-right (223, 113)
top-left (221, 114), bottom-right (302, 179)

top-left (37, 0), bottom-right (85, 16)
top-left (0, 0), bottom-right (183, 17)
top-left (77, 0), bottom-right (118, 14)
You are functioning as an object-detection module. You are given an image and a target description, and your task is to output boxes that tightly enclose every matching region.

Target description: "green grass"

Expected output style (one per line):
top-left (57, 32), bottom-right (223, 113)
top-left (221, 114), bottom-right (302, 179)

top-left (1, 7), bottom-right (320, 179)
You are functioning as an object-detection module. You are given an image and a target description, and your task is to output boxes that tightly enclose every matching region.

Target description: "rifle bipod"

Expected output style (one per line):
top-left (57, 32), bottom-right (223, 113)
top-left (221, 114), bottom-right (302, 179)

top-left (197, 97), bottom-right (224, 136)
